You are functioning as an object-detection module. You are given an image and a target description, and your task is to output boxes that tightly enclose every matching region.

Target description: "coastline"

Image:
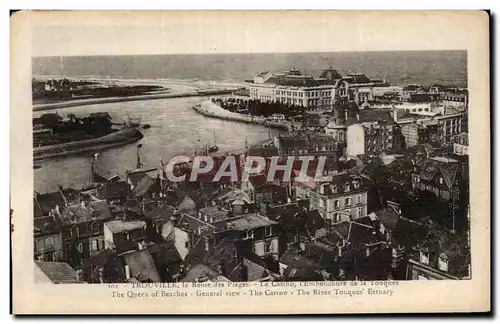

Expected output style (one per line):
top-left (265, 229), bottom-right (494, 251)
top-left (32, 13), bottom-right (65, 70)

top-left (33, 128), bottom-right (144, 162)
top-left (33, 89), bottom-right (235, 112)
top-left (193, 100), bottom-right (293, 131)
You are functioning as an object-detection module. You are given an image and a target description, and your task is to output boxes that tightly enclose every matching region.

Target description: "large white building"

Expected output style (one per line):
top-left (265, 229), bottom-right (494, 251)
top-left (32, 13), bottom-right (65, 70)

top-left (247, 67), bottom-right (386, 110)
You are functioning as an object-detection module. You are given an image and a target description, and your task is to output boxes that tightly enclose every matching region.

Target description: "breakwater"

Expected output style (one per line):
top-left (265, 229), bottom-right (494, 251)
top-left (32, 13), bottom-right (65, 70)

top-left (192, 100), bottom-right (291, 131)
top-left (33, 89), bottom-right (235, 112)
top-left (34, 128), bottom-right (144, 161)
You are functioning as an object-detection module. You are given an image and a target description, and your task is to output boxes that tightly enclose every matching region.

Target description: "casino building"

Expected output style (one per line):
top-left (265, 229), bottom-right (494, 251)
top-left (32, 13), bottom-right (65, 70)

top-left (247, 67), bottom-right (387, 110)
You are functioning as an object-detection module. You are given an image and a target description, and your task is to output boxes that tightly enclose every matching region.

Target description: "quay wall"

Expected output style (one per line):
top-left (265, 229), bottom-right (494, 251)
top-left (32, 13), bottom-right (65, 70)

top-left (33, 128), bottom-right (144, 161)
top-left (192, 100), bottom-right (291, 131)
top-left (33, 89), bottom-right (235, 112)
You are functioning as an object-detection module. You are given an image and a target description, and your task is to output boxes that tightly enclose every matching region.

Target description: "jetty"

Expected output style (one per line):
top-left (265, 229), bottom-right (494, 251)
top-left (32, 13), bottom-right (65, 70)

top-left (33, 89), bottom-right (236, 112)
top-left (192, 100), bottom-right (293, 131)
top-left (33, 128), bottom-right (144, 161)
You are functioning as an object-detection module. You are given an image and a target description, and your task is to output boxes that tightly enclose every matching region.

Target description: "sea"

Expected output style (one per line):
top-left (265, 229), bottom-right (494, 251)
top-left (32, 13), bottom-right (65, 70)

top-left (32, 51), bottom-right (467, 193)
top-left (32, 50), bottom-right (467, 87)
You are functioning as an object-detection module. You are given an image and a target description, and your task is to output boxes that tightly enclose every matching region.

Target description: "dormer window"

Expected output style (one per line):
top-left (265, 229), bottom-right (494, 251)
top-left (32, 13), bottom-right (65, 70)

top-left (243, 230), bottom-right (254, 240)
top-left (344, 183), bottom-right (350, 192)
top-left (419, 250), bottom-right (429, 265)
top-left (265, 226), bottom-right (272, 237)
top-left (71, 226), bottom-right (79, 238)
top-left (438, 256), bottom-right (449, 272)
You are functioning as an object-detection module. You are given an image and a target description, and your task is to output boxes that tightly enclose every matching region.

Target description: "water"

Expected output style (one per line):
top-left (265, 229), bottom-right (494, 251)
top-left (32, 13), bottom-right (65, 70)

top-left (33, 50), bottom-right (467, 87)
top-left (34, 96), bottom-right (279, 193)
top-left (33, 50), bottom-right (468, 192)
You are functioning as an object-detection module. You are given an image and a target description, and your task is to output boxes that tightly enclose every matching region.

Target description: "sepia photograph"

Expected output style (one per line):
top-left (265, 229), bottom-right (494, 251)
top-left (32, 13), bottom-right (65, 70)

top-left (11, 10), bottom-right (490, 314)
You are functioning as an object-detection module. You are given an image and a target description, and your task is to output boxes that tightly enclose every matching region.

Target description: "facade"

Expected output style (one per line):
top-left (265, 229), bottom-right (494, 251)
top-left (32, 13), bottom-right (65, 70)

top-left (248, 68), bottom-right (384, 110)
top-left (406, 255), bottom-right (458, 280)
top-left (295, 172), bottom-right (368, 224)
top-left (34, 216), bottom-right (63, 262)
top-left (441, 91), bottom-right (468, 108)
top-left (103, 220), bottom-right (147, 254)
top-left (60, 200), bottom-right (113, 270)
top-left (453, 132), bottom-right (469, 156)
top-left (346, 124), bottom-right (365, 156)
top-left (212, 213), bottom-right (280, 260)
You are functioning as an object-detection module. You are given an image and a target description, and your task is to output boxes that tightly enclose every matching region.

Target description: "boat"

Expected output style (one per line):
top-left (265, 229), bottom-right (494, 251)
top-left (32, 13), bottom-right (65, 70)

top-left (208, 130), bottom-right (219, 153)
top-left (142, 124), bottom-right (151, 129)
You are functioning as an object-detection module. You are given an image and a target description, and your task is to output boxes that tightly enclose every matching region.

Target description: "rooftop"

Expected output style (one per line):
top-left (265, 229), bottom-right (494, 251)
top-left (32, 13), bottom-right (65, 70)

top-left (35, 261), bottom-right (82, 284)
top-left (214, 213), bottom-right (278, 232)
top-left (105, 220), bottom-right (146, 234)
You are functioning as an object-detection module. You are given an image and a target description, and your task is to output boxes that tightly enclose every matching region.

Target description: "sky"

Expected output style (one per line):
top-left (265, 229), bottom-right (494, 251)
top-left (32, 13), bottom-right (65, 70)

top-left (21, 11), bottom-right (484, 57)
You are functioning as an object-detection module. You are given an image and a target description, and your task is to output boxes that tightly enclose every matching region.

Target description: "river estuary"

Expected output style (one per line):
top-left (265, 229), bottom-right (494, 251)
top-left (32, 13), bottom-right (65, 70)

top-left (33, 96), bottom-right (281, 193)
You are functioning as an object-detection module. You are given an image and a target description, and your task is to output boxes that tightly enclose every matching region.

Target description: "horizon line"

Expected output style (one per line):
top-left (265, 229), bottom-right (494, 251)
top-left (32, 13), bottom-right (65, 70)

top-left (32, 49), bottom-right (468, 59)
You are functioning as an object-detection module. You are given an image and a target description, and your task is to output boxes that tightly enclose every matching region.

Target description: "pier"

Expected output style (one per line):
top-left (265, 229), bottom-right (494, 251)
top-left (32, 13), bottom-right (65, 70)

top-left (192, 100), bottom-right (293, 131)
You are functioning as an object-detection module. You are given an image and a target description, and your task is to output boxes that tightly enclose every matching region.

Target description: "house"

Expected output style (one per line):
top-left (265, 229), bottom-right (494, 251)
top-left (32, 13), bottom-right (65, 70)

top-left (96, 181), bottom-right (129, 203)
top-left (244, 174), bottom-right (289, 207)
top-left (34, 215), bottom-right (63, 262)
top-left (406, 227), bottom-right (469, 281)
top-left (122, 249), bottom-right (161, 282)
top-left (212, 213), bottom-right (280, 261)
top-left (295, 171), bottom-right (368, 224)
top-left (453, 132), bottom-right (468, 156)
top-left (34, 190), bottom-right (67, 217)
top-left (85, 248), bottom-right (125, 283)
top-left (35, 261), bottom-right (86, 284)
top-left (103, 220), bottom-right (147, 255)
top-left (143, 203), bottom-right (176, 241)
top-left (133, 174), bottom-right (161, 199)
top-left (411, 156), bottom-right (467, 231)
top-left (59, 199), bottom-right (113, 270)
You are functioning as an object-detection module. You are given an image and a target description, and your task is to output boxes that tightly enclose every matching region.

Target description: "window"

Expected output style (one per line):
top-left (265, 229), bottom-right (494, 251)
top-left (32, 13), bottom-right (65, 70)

top-left (45, 237), bottom-right (54, 249)
top-left (265, 226), bottom-right (272, 237)
top-left (244, 230), bottom-right (254, 240)
top-left (333, 213), bottom-right (339, 223)
top-left (77, 243), bottom-right (83, 254)
top-left (93, 223), bottom-right (100, 235)
top-left (438, 257), bottom-right (449, 272)
top-left (344, 197), bottom-right (352, 206)
top-left (71, 226), bottom-right (79, 238)
top-left (185, 242), bottom-right (189, 249)
top-left (99, 239), bottom-right (104, 250)
top-left (356, 194), bottom-right (362, 204)
top-left (91, 239), bottom-right (98, 251)
top-left (419, 251), bottom-right (429, 265)
top-left (357, 207), bottom-right (364, 217)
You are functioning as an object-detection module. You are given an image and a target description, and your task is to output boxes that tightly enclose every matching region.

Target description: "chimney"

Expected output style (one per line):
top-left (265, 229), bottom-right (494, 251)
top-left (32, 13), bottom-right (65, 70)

top-left (125, 265), bottom-right (130, 280)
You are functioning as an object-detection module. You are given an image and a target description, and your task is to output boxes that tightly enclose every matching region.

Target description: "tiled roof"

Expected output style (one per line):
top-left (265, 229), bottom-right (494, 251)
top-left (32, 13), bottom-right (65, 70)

top-left (199, 206), bottom-right (229, 223)
top-left (376, 208), bottom-right (400, 231)
top-left (36, 191), bottom-right (66, 215)
top-left (133, 175), bottom-right (158, 197)
top-left (144, 204), bottom-right (175, 223)
top-left (35, 261), bottom-right (80, 283)
top-left (34, 215), bottom-right (61, 235)
top-left (214, 214), bottom-right (278, 232)
top-left (123, 249), bottom-right (161, 282)
top-left (105, 220), bottom-right (146, 234)
top-left (331, 221), bottom-right (351, 240)
top-left (98, 181), bottom-right (129, 201)
top-left (127, 171), bottom-right (147, 188)
top-left (60, 200), bottom-right (112, 225)
top-left (181, 264), bottom-right (219, 283)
